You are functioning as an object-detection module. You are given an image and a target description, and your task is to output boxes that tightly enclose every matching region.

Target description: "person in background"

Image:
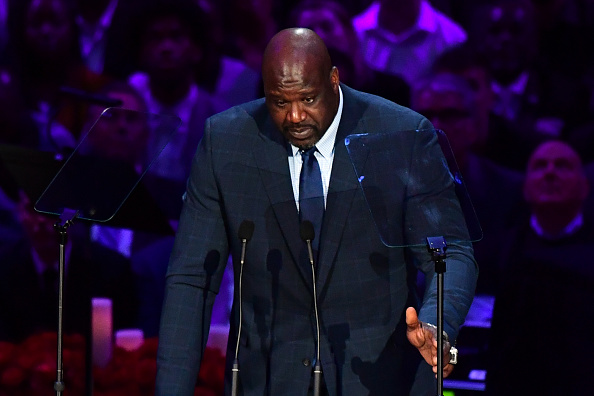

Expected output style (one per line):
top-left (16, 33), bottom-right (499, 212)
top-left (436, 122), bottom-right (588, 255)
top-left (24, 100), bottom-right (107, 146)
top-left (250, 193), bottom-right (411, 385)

top-left (412, 72), bottom-right (524, 297)
top-left (127, 0), bottom-right (224, 186)
top-left (4, 0), bottom-right (111, 152)
top-left (467, 0), bottom-right (590, 170)
top-left (430, 43), bottom-right (495, 155)
top-left (352, 0), bottom-right (467, 88)
top-left (486, 140), bottom-right (593, 395)
top-left (71, 0), bottom-right (128, 74)
top-left (0, 190), bottom-right (138, 342)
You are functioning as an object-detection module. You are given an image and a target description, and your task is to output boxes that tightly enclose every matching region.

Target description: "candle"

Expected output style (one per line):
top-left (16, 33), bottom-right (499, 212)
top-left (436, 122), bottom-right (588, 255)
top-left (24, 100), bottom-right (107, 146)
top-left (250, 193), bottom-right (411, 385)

top-left (115, 329), bottom-right (144, 351)
top-left (91, 297), bottom-right (113, 367)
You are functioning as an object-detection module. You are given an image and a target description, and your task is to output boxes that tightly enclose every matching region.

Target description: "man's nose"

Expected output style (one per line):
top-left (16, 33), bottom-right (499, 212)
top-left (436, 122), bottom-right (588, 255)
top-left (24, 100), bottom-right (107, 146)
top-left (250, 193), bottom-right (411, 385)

top-left (542, 162), bottom-right (558, 176)
top-left (286, 102), bottom-right (306, 123)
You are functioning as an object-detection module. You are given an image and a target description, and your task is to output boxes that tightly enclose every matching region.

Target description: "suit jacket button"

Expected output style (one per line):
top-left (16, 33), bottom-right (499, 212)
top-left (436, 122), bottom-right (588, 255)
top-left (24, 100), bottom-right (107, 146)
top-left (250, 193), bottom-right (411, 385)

top-left (302, 358), bottom-right (311, 367)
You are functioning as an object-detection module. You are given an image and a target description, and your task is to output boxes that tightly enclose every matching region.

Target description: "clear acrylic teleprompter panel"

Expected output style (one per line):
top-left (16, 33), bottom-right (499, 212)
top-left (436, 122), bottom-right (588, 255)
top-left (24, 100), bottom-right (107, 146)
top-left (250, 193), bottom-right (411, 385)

top-left (344, 128), bottom-right (482, 248)
top-left (35, 108), bottom-right (181, 222)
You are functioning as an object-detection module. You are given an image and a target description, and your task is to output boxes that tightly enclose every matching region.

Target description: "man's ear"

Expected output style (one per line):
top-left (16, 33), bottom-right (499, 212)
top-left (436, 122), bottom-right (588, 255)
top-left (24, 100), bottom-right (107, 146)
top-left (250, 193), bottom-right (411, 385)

top-left (330, 66), bottom-right (340, 91)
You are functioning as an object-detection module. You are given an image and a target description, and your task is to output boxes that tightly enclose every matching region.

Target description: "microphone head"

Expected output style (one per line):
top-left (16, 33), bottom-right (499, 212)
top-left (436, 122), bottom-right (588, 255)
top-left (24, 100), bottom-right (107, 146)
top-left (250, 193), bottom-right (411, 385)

top-left (300, 220), bottom-right (315, 242)
top-left (238, 220), bottom-right (255, 241)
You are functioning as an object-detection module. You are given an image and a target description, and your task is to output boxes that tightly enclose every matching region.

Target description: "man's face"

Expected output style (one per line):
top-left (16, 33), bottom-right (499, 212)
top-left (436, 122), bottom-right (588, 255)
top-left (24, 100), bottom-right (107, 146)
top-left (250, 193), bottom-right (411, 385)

top-left (87, 92), bottom-right (148, 164)
top-left (476, 2), bottom-right (535, 83)
top-left (415, 88), bottom-right (476, 158)
top-left (460, 67), bottom-right (493, 118)
top-left (524, 141), bottom-right (589, 208)
top-left (25, 0), bottom-right (72, 60)
top-left (263, 56), bottom-right (339, 150)
top-left (141, 15), bottom-right (199, 79)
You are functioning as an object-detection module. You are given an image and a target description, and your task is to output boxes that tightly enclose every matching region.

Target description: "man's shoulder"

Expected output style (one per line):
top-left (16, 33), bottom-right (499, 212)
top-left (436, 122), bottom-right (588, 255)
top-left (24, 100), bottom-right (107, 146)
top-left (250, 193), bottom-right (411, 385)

top-left (343, 84), bottom-right (429, 128)
top-left (209, 97), bottom-right (267, 123)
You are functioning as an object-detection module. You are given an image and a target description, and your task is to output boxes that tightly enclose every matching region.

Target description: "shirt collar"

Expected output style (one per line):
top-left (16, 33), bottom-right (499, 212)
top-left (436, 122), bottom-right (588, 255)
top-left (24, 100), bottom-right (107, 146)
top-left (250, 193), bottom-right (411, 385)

top-left (76, 0), bottom-right (119, 33)
top-left (290, 85), bottom-right (343, 158)
top-left (492, 71), bottom-right (529, 95)
top-left (358, 0), bottom-right (436, 44)
top-left (530, 212), bottom-right (584, 240)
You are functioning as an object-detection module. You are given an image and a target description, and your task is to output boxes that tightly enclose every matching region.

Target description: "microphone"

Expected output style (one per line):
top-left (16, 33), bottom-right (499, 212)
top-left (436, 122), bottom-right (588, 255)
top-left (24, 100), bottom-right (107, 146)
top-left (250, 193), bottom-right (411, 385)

top-left (59, 86), bottom-right (124, 108)
top-left (300, 220), bottom-right (322, 396)
top-left (232, 220), bottom-right (255, 396)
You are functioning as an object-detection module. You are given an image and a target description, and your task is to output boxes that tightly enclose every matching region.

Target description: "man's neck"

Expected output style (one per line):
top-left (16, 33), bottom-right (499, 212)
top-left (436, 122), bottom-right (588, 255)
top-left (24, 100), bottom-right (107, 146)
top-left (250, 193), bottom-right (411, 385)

top-left (531, 206), bottom-right (583, 239)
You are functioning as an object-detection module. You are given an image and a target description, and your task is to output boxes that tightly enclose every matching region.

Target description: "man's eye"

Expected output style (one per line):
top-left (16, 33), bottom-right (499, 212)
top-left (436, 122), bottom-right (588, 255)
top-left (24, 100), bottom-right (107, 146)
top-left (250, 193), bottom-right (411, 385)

top-left (276, 101), bottom-right (286, 107)
top-left (304, 97), bottom-right (314, 104)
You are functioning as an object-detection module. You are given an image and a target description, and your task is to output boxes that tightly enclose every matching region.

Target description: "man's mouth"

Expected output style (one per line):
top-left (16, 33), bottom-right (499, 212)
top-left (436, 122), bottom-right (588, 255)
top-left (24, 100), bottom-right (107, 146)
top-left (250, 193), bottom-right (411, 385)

top-left (287, 126), bottom-right (314, 137)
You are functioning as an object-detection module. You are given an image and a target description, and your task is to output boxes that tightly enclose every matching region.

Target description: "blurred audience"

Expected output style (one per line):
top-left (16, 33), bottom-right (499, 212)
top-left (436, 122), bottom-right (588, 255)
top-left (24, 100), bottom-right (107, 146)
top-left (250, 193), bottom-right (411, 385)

top-left (80, 81), bottom-right (149, 171)
top-left (412, 72), bottom-right (524, 296)
top-left (5, 0), bottom-right (112, 152)
top-left (79, 81), bottom-right (178, 338)
top-left (0, 0), bottom-right (8, 58)
top-left (468, 0), bottom-right (591, 169)
top-left (0, 0), bottom-right (592, 386)
top-left (0, 190), bottom-right (138, 343)
top-left (486, 140), bottom-right (593, 395)
top-left (128, 0), bottom-right (224, 184)
top-left (352, 0), bottom-right (467, 88)
top-left (431, 43), bottom-right (494, 154)
top-left (0, 68), bottom-right (39, 147)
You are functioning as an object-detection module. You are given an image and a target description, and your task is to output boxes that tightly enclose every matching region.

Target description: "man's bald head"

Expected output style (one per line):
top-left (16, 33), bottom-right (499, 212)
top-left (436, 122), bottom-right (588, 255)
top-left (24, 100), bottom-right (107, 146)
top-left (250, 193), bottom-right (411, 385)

top-left (262, 28), bottom-right (333, 88)
top-left (261, 28), bottom-right (340, 150)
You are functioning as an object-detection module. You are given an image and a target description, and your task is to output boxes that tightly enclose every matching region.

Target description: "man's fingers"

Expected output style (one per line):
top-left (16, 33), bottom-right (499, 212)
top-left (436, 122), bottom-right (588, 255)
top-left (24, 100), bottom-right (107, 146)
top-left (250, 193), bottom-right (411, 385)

top-left (433, 363), bottom-right (454, 378)
top-left (405, 307), bottom-right (418, 329)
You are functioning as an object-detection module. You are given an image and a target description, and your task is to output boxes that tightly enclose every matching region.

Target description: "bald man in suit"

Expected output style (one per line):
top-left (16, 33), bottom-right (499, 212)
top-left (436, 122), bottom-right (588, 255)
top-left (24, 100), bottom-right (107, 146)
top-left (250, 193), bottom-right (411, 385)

top-left (156, 28), bottom-right (477, 395)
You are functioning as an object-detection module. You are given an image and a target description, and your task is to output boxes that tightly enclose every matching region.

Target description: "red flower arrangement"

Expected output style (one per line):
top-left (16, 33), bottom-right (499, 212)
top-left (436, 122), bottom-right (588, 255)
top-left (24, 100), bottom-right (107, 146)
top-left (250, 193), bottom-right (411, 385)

top-left (0, 332), bottom-right (226, 396)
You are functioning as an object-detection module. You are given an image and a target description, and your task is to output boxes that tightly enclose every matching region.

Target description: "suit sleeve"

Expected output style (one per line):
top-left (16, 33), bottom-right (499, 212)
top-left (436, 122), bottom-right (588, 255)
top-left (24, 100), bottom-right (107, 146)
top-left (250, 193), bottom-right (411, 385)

top-left (156, 116), bottom-right (230, 395)
top-left (407, 118), bottom-right (478, 342)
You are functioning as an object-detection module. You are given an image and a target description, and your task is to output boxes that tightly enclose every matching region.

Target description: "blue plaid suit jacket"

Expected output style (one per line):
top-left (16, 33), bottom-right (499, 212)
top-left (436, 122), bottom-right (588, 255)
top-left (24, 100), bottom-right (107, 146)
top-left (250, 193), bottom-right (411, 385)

top-left (156, 85), bottom-right (478, 395)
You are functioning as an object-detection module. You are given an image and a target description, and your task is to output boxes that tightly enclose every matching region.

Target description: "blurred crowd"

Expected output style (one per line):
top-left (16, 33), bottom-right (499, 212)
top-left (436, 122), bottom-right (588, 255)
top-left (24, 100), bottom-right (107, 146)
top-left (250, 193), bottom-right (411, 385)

top-left (0, 0), bottom-right (593, 393)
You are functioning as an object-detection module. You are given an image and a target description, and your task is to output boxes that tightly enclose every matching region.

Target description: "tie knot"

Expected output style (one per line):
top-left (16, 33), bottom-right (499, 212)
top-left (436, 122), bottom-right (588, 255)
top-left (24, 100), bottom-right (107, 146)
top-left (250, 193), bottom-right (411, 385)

top-left (301, 147), bottom-right (317, 161)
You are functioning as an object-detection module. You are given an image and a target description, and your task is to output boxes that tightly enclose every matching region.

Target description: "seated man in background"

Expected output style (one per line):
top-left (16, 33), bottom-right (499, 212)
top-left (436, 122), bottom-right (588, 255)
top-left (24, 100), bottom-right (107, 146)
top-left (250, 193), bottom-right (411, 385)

top-left (487, 140), bottom-right (593, 395)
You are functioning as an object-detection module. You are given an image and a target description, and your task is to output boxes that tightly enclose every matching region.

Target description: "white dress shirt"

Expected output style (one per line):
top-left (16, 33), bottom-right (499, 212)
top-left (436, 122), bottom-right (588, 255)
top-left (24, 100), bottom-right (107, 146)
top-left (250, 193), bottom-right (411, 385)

top-left (353, 0), bottom-right (467, 87)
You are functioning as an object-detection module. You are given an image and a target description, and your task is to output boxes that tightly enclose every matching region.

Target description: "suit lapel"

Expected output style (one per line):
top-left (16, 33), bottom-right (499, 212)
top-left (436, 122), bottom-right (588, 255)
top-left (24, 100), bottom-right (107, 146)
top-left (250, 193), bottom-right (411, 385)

top-left (317, 87), bottom-right (367, 290)
top-left (251, 114), bottom-right (312, 282)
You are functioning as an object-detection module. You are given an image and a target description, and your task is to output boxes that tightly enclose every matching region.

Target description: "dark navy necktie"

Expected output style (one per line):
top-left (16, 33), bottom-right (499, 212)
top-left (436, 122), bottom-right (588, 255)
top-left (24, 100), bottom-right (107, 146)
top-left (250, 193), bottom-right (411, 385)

top-left (299, 147), bottom-right (325, 253)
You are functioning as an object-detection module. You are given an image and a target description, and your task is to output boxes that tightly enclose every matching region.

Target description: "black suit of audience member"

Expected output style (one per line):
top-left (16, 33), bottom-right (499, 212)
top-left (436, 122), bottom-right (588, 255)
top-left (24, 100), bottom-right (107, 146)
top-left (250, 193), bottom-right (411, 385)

top-left (0, 193), bottom-right (138, 343)
top-left (486, 140), bottom-right (593, 395)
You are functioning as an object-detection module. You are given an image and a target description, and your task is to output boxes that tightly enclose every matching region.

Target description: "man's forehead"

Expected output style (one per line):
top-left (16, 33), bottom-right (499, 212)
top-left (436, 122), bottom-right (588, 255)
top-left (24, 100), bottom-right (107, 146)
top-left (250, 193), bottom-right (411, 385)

top-left (530, 142), bottom-right (580, 164)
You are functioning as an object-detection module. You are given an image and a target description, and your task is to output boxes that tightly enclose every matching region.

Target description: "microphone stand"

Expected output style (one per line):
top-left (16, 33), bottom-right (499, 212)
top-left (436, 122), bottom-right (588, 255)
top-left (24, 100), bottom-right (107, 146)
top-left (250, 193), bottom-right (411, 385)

top-left (426, 236), bottom-right (447, 396)
top-left (232, 220), bottom-right (254, 396)
top-left (301, 221), bottom-right (322, 396)
top-left (52, 208), bottom-right (78, 396)
top-left (308, 239), bottom-right (322, 396)
top-left (231, 242), bottom-right (245, 396)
